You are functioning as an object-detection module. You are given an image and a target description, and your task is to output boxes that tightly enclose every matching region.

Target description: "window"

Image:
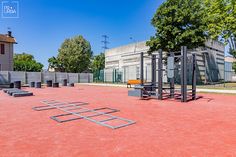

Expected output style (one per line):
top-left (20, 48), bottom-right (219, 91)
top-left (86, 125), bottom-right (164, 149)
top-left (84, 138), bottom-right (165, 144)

top-left (1, 44), bottom-right (5, 54)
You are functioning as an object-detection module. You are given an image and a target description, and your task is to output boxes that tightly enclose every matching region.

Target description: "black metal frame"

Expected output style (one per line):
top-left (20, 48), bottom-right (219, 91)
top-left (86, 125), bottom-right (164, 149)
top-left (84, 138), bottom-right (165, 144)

top-left (129, 46), bottom-right (197, 102)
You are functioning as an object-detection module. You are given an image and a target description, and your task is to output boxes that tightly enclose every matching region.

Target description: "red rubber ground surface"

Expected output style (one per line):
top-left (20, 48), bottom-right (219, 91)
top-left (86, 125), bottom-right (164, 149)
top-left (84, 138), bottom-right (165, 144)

top-left (0, 85), bottom-right (236, 157)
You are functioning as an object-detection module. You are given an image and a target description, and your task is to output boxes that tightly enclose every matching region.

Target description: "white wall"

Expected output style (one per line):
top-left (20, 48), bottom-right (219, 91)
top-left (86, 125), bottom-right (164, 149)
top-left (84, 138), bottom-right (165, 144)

top-left (0, 42), bottom-right (13, 71)
top-left (105, 40), bottom-right (225, 83)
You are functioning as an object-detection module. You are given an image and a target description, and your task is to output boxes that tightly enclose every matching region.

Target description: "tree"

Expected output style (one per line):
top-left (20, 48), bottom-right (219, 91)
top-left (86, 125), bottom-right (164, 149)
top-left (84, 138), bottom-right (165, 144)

top-left (146, 0), bottom-right (207, 53)
top-left (14, 53), bottom-right (43, 72)
top-left (233, 62), bottom-right (236, 73)
top-left (204, 0), bottom-right (236, 71)
top-left (91, 53), bottom-right (105, 72)
top-left (48, 56), bottom-right (64, 72)
top-left (56, 36), bottom-right (93, 73)
top-left (204, 0), bottom-right (236, 46)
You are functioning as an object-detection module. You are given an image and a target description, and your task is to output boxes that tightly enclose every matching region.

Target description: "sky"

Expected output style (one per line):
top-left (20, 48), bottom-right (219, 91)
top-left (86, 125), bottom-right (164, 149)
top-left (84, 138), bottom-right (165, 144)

top-left (0, 0), bottom-right (164, 68)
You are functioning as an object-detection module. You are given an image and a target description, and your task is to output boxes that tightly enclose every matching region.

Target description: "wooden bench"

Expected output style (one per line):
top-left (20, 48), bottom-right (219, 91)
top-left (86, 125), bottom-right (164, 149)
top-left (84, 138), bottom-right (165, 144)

top-left (127, 80), bottom-right (142, 88)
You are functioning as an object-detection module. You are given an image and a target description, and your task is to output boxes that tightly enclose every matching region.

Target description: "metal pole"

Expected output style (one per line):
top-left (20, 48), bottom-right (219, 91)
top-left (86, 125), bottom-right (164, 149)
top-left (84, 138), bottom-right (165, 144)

top-left (151, 54), bottom-right (157, 87)
top-left (181, 46), bottom-right (187, 102)
top-left (192, 54), bottom-right (197, 100)
top-left (140, 52), bottom-right (144, 86)
top-left (224, 53), bottom-right (226, 87)
top-left (158, 49), bottom-right (163, 100)
top-left (170, 52), bottom-right (175, 98)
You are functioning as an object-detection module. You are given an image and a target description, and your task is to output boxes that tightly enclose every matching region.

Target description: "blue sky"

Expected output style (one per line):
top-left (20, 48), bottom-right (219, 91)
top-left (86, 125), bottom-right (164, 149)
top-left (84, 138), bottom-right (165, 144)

top-left (0, 0), bottom-right (164, 68)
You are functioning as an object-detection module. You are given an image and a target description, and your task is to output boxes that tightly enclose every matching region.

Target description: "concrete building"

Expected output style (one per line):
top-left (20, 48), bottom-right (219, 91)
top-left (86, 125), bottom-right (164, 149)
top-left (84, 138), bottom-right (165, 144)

top-left (0, 31), bottom-right (17, 71)
top-left (105, 40), bottom-right (225, 84)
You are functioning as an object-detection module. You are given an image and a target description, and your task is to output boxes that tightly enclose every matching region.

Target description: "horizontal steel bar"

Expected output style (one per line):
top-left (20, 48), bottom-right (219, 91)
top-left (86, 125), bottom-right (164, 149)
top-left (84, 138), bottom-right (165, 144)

top-left (113, 121), bottom-right (136, 129)
top-left (32, 105), bottom-right (56, 111)
top-left (50, 116), bottom-right (81, 123)
top-left (99, 117), bottom-right (117, 122)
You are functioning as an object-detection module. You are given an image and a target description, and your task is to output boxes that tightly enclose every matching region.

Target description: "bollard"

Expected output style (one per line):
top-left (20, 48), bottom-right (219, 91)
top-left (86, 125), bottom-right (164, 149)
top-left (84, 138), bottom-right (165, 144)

top-left (46, 80), bottom-right (53, 87)
top-left (10, 83), bottom-right (14, 88)
top-left (30, 82), bottom-right (35, 87)
top-left (14, 81), bottom-right (21, 89)
top-left (53, 82), bottom-right (59, 88)
top-left (36, 82), bottom-right (41, 88)
top-left (63, 79), bottom-right (67, 86)
top-left (68, 83), bottom-right (74, 87)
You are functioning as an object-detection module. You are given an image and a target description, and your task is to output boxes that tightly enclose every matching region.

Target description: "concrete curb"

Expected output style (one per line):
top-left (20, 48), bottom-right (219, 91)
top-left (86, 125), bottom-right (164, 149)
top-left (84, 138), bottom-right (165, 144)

top-left (196, 89), bottom-right (236, 94)
top-left (79, 83), bottom-right (126, 87)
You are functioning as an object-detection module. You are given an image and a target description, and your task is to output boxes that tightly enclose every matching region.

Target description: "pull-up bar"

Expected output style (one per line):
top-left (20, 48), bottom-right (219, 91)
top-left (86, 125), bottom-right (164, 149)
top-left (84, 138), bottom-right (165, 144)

top-left (128, 46), bottom-right (197, 102)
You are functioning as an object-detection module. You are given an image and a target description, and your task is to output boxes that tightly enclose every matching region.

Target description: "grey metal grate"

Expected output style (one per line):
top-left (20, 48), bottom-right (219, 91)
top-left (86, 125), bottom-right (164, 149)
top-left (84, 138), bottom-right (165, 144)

top-left (33, 100), bottom-right (136, 129)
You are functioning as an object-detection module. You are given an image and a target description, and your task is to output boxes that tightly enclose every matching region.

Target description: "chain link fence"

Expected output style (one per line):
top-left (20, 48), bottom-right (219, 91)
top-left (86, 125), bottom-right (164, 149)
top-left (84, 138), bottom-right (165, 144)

top-left (93, 69), bottom-right (122, 83)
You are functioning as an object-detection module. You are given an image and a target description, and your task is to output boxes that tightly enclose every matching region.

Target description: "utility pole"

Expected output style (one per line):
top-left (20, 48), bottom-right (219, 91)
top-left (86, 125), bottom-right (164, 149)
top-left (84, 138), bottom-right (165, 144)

top-left (101, 35), bottom-right (109, 52)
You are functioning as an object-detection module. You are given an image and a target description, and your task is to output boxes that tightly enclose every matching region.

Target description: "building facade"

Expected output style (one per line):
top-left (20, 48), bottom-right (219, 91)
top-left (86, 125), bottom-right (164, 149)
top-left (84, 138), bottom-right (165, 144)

top-left (105, 40), bottom-right (225, 84)
top-left (0, 31), bottom-right (17, 71)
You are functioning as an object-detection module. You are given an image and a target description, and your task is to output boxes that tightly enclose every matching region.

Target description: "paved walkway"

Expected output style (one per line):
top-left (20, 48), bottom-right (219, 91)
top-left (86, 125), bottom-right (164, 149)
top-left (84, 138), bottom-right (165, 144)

top-left (79, 83), bottom-right (236, 94)
top-left (196, 88), bottom-right (236, 94)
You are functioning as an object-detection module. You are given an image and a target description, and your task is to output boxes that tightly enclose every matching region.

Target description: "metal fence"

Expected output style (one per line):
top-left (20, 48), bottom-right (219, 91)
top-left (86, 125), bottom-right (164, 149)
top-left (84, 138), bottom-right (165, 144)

top-left (94, 67), bottom-right (236, 84)
top-left (225, 62), bottom-right (236, 82)
top-left (225, 71), bottom-right (236, 82)
top-left (93, 69), bottom-right (122, 83)
top-left (0, 71), bottom-right (93, 85)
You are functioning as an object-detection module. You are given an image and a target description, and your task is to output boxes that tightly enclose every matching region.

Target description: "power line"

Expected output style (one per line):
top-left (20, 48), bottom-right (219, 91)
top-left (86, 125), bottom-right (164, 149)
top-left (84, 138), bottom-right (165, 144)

top-left (101, 35), bottom-right (109, 52)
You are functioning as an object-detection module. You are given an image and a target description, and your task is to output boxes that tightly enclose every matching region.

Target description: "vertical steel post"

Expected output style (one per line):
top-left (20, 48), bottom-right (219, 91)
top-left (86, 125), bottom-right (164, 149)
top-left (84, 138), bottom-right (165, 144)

top-left (158, 49), bottom-right (163, 100)
top-left (170, 52), bottom-right (175, 98)
top-left (140, 52), bottom-right (144, 86)
top-left (181, 46), bottom-right (187, 102)
top-left (151, 54), bottom-right (157, 87)
top-left (192, 54), bottom-right (197, 100)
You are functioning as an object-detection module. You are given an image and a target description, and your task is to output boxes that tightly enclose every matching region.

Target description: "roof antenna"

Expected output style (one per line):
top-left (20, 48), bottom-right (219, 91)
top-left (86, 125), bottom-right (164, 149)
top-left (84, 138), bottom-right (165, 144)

top-left (7, 27), bottom-right (12, 37)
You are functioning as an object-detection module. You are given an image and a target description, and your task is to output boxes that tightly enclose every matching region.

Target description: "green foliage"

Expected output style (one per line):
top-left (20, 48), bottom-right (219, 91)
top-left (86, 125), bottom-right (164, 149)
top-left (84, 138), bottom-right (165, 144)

top-left (207, 0), bottom-right (236, 72)
top-left (48, 56), bottom-right (64, 72)
top-left (233, 62), bottom-right (236, 73)
top-left (147, 0), bottom-right (207, 53)
top-left (204, 0), bottom-right (236, 55)
top-left (53, 35), bottom-right (93, 73)
top-left (14, 53), bottom-right (43, 72)
top-left (91, 53), bottom-right (105, 72)
top-left (14, 53), bottom-right (34, 61)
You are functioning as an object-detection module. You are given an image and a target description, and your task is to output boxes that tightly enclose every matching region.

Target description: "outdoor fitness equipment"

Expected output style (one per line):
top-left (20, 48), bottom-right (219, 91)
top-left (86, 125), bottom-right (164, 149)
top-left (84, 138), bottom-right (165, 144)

top-left (128, 46), bottom-right (197, 102)
top-left (2, 88), bottom-right (33, 97)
